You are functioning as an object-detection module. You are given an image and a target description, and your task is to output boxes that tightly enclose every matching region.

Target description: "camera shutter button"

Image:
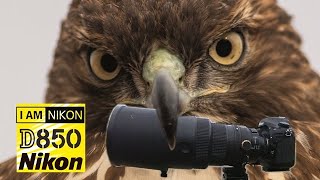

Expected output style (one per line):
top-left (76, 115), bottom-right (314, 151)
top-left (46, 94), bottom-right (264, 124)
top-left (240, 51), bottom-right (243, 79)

top-left (278, 122), bottom-right (290, 128)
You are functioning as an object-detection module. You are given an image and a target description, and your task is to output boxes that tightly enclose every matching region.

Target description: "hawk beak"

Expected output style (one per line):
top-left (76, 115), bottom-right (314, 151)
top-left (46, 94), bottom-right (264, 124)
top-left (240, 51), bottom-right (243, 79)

top-left (143, 49), bottom-right (190, 149)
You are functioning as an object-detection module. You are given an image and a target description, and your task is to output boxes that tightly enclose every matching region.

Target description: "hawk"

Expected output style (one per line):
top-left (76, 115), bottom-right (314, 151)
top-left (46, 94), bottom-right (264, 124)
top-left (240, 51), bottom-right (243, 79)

top-left (1, 0), bottom-right (320, 179)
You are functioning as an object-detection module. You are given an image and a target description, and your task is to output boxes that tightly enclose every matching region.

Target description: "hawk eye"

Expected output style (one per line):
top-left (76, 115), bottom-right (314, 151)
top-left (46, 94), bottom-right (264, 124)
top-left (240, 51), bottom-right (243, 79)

top-left (89, 50), bottom-right (120, 80)
top-left (209, 32), bottom-right (244, 65)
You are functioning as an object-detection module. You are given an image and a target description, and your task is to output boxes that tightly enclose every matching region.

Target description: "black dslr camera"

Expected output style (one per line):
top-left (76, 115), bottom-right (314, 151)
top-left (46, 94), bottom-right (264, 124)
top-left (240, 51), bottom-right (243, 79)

top-left (106, 105), bottom-right (295, 180)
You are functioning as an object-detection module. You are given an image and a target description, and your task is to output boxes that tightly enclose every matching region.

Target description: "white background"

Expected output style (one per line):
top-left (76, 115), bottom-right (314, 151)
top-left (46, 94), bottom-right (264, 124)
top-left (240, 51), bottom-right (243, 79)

top-left (0, 1), bottom-right (319, 162)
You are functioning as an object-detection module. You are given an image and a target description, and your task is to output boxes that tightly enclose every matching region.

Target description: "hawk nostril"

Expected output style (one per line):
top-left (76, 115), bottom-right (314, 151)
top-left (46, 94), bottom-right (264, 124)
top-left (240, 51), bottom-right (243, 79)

top-left (146, 82), bottom-right (151, 88)
top-left (179, 77), bottom-right (183, 83)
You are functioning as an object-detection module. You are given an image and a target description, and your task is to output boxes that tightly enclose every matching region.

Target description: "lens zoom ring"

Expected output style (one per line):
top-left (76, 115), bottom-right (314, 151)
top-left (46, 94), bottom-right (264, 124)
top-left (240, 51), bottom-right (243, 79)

top-left (195, 118), bottom-right (210, 168)
top-left (211, 124), bottom-right (227, 163)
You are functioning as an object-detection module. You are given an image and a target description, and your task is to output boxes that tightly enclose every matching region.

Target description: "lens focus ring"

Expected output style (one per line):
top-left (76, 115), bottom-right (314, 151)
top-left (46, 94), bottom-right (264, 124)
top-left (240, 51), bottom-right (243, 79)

top-left (194, 118), bottom-right (211, 168)
top-left (210, 124), bottom-right (227, 165)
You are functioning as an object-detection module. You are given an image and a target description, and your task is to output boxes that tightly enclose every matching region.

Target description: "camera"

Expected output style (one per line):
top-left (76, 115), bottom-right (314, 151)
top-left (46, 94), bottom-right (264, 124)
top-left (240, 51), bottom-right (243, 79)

top-left (106, 105), bottom-right (295, 179)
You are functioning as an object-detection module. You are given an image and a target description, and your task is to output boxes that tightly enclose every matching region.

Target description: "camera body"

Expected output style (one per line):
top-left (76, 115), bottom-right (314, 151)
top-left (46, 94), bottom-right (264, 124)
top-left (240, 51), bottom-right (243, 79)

top-left (106, 105), bottom-right (295, 179)
top-left (256, 117), bottom-right (295, 171)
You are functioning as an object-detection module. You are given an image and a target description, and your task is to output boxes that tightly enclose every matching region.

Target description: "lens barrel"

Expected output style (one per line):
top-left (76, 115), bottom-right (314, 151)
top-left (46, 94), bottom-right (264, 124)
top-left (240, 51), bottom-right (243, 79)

top-left (106, 105), bottom-right (293, 172)
top-left (192, 118), bottom-right (258, 168)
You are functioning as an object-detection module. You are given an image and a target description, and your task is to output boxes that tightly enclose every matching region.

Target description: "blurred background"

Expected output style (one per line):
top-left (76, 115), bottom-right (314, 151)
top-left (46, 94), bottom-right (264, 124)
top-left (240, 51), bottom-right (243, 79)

top-left (0, 0), bottom-right (319, 162)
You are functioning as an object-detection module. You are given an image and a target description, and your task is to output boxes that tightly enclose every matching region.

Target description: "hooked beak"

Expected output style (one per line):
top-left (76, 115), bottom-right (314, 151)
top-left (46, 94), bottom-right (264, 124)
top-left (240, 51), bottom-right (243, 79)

top-left (143, 49), bottom-right (190, 149)
top-left (151, 69), bottom-right (179, 149)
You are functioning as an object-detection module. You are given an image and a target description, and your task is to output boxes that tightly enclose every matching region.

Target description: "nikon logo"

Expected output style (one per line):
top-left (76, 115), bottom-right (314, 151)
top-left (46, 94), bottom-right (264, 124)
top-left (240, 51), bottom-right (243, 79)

top-left (19, 153), bottom-right (83, 170)
top-left (16, 104), bottom-right (86, 173)
top-left (45, 107), bottom-right (84, 123)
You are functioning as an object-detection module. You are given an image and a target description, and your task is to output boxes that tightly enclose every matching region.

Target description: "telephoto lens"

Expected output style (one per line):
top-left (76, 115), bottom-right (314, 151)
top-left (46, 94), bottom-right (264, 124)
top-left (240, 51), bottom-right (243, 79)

top-left (106, 105), bottom-right (295, 178)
